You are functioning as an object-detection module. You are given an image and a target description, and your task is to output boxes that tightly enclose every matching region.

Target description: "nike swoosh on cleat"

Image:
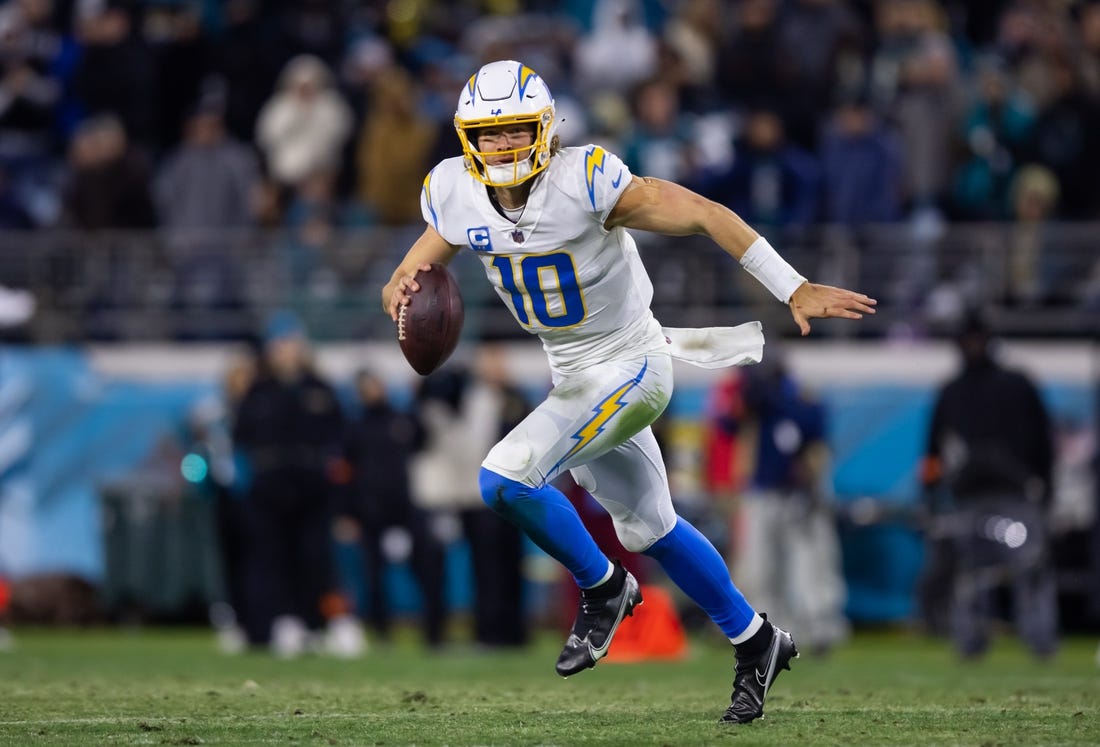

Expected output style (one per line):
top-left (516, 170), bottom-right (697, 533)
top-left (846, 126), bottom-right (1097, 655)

top-left (588, 613), bottom-right (629, 658)
top-left (759, 638), bottom-right (782, 695)
top-left (755, 669), bottom-right (768, 687)
top-left (586, 577), bottom-right (639, 661)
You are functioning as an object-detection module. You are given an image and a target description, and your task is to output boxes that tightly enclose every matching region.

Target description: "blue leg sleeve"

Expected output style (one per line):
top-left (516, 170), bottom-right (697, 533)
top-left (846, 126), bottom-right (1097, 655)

top-left (478, 467), bottom-right (609, 588)
top-left (643, 516), bottom-right (756, 638)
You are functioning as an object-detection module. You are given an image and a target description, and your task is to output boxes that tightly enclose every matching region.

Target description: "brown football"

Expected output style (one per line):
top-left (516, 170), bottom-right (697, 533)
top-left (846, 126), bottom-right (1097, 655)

top-left (397, 263), bottom-right (465, 376)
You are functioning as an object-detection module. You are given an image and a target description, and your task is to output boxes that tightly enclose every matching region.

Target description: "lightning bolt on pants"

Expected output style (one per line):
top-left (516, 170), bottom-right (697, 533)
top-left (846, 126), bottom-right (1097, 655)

top-left (479, 353), bottom-right (676, 577)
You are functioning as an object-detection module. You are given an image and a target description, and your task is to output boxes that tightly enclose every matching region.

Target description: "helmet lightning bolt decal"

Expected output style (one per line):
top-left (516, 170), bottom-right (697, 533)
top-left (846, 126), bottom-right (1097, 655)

top-left (517, 63), bottom-right (538, 99)
top-left (584, 145), bottom-right (607, 211)
top-left (550, 359), bottom-right (649, 476)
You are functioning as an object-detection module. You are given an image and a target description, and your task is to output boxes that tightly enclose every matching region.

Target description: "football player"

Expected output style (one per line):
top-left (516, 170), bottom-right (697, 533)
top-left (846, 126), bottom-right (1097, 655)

top-left (382, 60), bottom-right (876, 723)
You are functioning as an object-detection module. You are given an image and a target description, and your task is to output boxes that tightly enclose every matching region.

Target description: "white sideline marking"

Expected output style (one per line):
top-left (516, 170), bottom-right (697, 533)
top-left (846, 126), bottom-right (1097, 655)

top-left (0, 713), bottom-right (368, 726)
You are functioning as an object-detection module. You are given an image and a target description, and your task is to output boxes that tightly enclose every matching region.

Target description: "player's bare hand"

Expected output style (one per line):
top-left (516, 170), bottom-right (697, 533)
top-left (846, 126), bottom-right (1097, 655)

top-left (384, 263), bottom-right (433, 320)
top-left (788, 282), bottom-right (877, 336)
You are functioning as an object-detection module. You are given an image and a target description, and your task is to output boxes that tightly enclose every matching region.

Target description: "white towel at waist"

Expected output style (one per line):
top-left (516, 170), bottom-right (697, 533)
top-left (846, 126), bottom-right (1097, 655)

top-left (661, 321), bottom-right (764, 369)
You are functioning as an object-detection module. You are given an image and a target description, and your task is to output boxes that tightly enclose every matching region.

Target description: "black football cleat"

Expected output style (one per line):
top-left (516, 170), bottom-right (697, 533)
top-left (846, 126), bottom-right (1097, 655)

top-left (720, 618), bottom-right (799, 724)
top-left (555, 562), bottom-right (642, 677)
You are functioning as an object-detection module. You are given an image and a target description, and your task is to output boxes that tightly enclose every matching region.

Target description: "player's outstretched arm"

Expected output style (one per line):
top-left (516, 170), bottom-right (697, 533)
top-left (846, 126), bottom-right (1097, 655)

top-left (382, 226), bottom-right (460, 321)
top-left (607, 176), bottom-right (875, 335)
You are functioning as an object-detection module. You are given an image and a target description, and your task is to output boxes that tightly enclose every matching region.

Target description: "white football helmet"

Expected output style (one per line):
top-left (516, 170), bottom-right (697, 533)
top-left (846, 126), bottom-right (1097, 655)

top-left (454, 60), bottom-right (558, 188)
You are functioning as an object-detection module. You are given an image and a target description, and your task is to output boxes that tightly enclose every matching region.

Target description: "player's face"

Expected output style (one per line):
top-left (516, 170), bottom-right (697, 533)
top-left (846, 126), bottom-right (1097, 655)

top-left (476, 125), bottom-right (535, 164)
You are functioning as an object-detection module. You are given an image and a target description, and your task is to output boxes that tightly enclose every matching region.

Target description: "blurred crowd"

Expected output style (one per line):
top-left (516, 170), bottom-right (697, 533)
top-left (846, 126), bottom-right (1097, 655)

top-left (0, 0), bottom-right (1097, 340)
top-left (1, 0), bottom-right (1099, 234)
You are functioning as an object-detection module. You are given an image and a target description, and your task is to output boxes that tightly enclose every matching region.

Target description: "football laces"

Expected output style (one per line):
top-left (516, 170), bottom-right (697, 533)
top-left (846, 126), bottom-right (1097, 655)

top-left (397, 303), bottom-right (407, 341)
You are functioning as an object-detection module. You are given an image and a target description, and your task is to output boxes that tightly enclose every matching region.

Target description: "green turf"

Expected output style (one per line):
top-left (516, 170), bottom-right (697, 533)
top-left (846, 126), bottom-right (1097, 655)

top-left (0, 627), bottom-right (1097, 745)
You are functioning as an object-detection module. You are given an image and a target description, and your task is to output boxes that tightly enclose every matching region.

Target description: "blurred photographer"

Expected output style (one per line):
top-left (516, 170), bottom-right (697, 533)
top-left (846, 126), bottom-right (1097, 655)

top-left (920, 312), bottom-right (1057, 659)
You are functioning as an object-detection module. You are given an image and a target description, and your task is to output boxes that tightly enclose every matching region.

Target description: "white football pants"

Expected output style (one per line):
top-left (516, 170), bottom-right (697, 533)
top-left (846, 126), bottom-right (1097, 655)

top-left (481, 351), bottom-right (676, 552)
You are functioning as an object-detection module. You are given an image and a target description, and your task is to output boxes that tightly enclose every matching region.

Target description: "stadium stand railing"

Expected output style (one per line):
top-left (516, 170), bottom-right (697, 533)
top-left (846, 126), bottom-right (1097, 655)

top-left (1, 222), bottom-right (1097, 342)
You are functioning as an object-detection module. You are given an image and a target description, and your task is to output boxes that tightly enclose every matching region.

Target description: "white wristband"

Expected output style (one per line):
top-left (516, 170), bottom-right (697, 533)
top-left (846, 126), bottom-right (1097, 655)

top-left (738, 236), bottom-right (807, 303)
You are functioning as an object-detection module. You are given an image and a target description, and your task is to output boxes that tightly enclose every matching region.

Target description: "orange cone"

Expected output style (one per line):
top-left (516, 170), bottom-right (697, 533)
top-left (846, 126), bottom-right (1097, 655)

top-left (605, 584), bottom-right (689, 662)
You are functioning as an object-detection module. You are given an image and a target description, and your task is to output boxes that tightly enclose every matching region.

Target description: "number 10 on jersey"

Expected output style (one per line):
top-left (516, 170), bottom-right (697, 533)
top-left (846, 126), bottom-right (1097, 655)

top-left (490, 252), bottom-right (586, 328)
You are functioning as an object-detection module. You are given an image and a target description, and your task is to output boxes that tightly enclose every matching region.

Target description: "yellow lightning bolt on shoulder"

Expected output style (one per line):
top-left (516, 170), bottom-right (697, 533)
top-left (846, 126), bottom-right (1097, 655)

top-left (585, 147), bottom-right (606, 185)
top-left (584, 146), bottom-right (608, 211)
top-left (422, 170), bottom-right (438, 229)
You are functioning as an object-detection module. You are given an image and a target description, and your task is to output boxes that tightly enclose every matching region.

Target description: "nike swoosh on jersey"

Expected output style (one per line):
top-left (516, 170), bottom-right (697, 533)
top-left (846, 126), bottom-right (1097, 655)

top-left (611, 169), bottom-right (623, 188)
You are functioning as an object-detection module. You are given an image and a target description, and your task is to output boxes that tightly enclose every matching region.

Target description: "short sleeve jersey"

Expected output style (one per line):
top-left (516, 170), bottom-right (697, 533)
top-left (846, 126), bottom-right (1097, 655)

top-left (420, 145), bottom-right (664, 373)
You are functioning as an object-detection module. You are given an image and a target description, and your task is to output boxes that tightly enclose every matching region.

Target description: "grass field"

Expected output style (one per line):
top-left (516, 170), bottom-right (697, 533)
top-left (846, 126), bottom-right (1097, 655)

top-left (1, 627), bottom-right (1097, 746)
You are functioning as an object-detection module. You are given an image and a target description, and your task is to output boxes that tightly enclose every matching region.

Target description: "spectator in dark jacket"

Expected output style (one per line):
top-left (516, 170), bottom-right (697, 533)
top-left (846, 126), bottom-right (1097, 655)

top-left (340, 369), bottom-right (447, 647)
top-left (820, 94), bottom-right (904, 225)
top-left (155, 92), bottom-right (261, 312)
top-left (60, 113), bottom-right (155, 229)
top-left (698, 108), bottom-right (821, 229)
top-left (232, 311), bottom-right (345, 654)
top-left (71, 2), bottom-right (156, 149)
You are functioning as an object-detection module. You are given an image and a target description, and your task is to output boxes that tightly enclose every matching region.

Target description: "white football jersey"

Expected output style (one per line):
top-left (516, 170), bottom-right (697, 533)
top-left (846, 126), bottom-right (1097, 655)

top-left (421, 145), bottom-right (666, 374)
